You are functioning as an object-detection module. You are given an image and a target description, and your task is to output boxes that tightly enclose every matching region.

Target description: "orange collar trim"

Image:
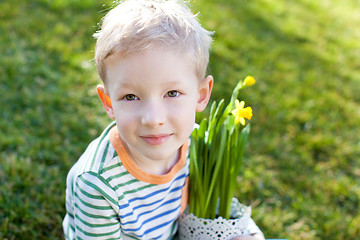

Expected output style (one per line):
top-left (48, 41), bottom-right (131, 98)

top-left (109, 126), bottom-right (188, 184)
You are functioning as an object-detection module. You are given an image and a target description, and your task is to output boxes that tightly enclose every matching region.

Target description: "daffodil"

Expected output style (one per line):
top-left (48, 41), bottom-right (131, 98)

top-left (231, 99), bottom-right (253, 125)
top-left (243, 76), bottom-right (256, 87)
top-left (189, 76), bottom-right (254, 220)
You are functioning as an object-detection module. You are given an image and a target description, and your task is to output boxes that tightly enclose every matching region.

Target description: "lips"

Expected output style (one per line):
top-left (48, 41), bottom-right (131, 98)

top-left (140, 134), bottom-right (173, 145)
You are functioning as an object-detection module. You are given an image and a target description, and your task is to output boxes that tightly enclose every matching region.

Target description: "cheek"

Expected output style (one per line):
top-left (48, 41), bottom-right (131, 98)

top-left (170, 103), bottom-right (196, 133)
top-left (171, 99), bottom-right (196, 117)
top-left (113, 106), bottom-right (137, 131)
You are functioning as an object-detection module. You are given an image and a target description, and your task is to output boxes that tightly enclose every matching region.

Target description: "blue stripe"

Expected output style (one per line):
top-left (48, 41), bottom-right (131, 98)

top-left (133, 187), bottom-right (183, 210)
top-left (122, 204), bottom-right (180, 237)
top-left (169, 185), bottom-right (183, 193)
top-left (119, 173), bottom-right (186, 210)
top-left (152, 221), bottom-right (175, 240)
top-left (119, 198), bottom-right (163, 218)
top-left (120, 196), bottom-right (181, 224)
top-left (145, 215), bottom-right (178, 239)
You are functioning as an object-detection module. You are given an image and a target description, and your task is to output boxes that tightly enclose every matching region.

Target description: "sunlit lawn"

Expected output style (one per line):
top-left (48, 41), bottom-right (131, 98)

top-left (1, 0), bottom-right (359, 239)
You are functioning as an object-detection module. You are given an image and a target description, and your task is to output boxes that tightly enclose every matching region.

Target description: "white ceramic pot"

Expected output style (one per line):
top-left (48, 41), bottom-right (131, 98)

top-left (178, 198), bottom-right (251, 240)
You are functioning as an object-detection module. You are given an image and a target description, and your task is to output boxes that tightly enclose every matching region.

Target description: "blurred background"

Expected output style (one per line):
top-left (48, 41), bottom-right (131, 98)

top-left (0, 0), bottom-right (359, 239)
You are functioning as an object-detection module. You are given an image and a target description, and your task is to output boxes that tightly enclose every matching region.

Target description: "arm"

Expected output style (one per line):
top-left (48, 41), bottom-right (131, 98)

top-left (72, 172), bottom-right (122, 239)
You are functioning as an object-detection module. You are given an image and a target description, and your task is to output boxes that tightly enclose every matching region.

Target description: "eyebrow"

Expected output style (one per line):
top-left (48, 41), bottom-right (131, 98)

top-left (113, 81), bottom-right (138, 91)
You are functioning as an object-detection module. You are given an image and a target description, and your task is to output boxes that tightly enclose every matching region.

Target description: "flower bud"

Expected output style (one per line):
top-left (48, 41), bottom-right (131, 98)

top-left (243, 76), bottom-right (255, 87)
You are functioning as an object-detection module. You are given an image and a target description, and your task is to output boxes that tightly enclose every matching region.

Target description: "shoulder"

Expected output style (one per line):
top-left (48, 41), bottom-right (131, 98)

top-left (74, 170), bottom-right (119, 208)
top-left (71, 122), bottom-right (116, 173)
top-left (65, 122), bottom-right (117, 192)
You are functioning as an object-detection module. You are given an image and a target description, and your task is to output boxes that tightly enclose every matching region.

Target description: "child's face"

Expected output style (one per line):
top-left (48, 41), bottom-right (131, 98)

top-left (98, 47), bottom-right (212, 169)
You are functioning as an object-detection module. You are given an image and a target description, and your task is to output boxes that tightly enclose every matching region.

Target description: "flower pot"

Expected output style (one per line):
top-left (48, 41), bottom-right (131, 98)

top-left (178, 198), bottom-right (251, 240)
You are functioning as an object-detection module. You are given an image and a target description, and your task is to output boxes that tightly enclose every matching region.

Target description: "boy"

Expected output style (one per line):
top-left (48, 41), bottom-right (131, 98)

top-left (63, 0), bottom-right (264, 239)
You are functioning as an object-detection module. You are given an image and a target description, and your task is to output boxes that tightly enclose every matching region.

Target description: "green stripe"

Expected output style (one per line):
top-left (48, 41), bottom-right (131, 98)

top-left (77, 184), bottom-right (104, 200)
top-left (123, 233), bottom-right (138, 239)
top-left (74, 213), bottom-right (119, 228)
top-left (75, 224), bottom-right (120, 238)
top-left (100, 162), bottom-right (123, 174)
top-left (106, 171), bottom-right (130, 182)
top-left (69, 224), bottom-right (75, 235)
top-left (66, 216), bottom-right (75, 235)
top-left (74, 203), bottom-right (118, 220)
top-left (123, 183), bottom-right (155, 196)
top-left (114, 179), bottom-right (139, 191)
top-left (89, 122), bottom-right (115, 170)
top-left (98, 141), bottom-right (110, 172)
top-left (67, 212), bottom-right (74, 220)
top-left (116, 181), bottom-right (155, 201)
top-left (75, 192), bottom-right (113, 210)
top-left (169, 222), bottom-right (176, 238)
top-left (80, 172), bottom-right (118, 206)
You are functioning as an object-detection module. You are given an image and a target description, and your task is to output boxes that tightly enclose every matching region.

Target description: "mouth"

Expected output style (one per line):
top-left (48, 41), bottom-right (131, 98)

top-left (140, 134), bottom-right (173, 145)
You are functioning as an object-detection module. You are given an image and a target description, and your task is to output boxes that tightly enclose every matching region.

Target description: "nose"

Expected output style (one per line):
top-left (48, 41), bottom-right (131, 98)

top-left (140, 100), bottom-right (166, 127)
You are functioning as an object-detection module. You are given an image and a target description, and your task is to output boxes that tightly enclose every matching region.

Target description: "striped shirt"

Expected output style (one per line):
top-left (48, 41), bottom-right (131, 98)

top-left (63, 122), bottom-right (189, 240)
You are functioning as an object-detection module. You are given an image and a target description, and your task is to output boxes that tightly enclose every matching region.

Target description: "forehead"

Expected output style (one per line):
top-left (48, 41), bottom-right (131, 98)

top-left (103, 47), bottom-right (199, 87)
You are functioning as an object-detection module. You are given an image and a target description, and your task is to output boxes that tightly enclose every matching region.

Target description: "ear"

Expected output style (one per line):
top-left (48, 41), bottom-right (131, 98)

top-left (196, 75), bottom-right (213, 112)
top-left (97, 84), bottom-right (115, 119)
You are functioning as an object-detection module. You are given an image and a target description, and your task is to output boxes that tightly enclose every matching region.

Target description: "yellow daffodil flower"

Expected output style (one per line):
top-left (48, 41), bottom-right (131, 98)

top-left (231, 99), bottom-right (253, 125)
top-left (243, 76), bottom-right (256, 87)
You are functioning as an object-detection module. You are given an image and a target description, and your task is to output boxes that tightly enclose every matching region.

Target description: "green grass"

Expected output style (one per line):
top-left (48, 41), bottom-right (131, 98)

top-left (1, 0), bottom-right (359, 239)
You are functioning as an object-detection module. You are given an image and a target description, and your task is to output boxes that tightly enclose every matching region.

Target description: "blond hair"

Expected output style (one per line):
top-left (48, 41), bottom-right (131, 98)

top-left (94, 0), bottom-right (213, 84)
